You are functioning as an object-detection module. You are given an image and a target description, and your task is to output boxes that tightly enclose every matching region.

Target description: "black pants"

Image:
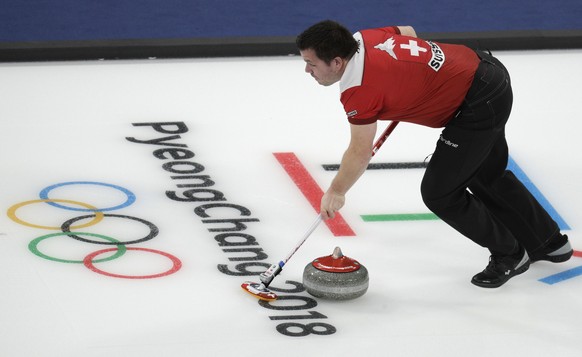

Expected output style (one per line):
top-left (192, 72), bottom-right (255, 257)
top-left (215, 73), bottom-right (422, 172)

top-left (420, 50), bottom-right (560, 256)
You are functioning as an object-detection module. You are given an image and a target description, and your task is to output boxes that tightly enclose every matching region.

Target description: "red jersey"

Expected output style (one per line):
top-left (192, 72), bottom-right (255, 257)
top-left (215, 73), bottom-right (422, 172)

top-left (340, 27), bottom-right (480, 128)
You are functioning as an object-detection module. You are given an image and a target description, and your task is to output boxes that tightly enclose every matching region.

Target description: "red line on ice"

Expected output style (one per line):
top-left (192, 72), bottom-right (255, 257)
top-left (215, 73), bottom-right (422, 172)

top-left (273, 152), bottom-right (355, 237)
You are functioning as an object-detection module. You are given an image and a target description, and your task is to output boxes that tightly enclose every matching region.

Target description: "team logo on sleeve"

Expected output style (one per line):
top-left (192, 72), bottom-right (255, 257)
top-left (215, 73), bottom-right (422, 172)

top-left (427, 41), bottom-right (445, 72)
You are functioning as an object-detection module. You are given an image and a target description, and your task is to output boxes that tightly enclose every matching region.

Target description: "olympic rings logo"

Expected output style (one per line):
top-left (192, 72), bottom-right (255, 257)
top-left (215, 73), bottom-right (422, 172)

top-left (7, 181), bottom-right (182, 279)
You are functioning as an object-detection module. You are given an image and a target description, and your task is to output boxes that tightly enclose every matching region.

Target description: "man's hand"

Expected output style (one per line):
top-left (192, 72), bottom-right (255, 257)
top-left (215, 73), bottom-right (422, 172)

top-left (321, 189), bottom-right (346, 220)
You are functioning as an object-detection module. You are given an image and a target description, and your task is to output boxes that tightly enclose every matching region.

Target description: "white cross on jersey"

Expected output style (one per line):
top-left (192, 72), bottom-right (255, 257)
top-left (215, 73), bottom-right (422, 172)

top-left (400, 40), bottom-right (427, 56)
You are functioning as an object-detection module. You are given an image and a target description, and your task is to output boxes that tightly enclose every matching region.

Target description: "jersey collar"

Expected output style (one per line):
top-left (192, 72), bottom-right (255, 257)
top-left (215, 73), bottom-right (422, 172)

top-left (340, 31), bottom-right (365, 93)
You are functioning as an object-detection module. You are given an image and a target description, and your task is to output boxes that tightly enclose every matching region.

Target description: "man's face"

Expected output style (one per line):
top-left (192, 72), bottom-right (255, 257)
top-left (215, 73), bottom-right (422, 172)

top-left (300, 48), bottom-right (342, 86)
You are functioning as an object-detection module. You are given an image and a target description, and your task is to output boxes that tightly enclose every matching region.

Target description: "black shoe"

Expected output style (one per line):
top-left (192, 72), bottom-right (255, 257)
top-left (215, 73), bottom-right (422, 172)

top-left (471, 247), bottom-right (530, 288)
top-left (529, 234), bottom-right (573, 263)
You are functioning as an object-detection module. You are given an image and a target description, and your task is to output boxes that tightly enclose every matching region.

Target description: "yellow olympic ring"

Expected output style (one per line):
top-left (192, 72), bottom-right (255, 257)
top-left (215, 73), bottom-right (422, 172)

top-left (7, 199), bottom-right (105, 230)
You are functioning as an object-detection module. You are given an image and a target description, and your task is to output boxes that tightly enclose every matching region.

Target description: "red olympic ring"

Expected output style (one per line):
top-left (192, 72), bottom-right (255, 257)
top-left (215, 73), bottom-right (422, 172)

top-left (83, 247), bottom-right (182, 279)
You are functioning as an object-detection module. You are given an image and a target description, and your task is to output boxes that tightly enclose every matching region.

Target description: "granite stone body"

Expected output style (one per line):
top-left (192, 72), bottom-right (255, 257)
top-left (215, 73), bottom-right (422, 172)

top-left (303, 247), bottom-right (369, 300)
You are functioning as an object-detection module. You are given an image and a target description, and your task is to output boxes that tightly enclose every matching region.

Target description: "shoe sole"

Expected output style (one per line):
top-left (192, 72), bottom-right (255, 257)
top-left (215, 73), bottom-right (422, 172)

top-left (531, 249), bottom-right (573, 263)
top-left (471, 258), bottom-right (531, 289)
top-left (530, 241), bottom-right (573, 263)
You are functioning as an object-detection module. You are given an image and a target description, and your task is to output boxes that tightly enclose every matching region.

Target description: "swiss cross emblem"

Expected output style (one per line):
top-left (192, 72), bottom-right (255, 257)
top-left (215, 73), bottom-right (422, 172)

top-left (400, 40), bottom-right (427, 56)
top-left (374, 37), bottom-right (428, 59)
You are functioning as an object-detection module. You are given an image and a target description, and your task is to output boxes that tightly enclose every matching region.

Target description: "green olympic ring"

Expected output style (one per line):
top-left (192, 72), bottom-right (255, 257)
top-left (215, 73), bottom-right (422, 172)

top-left (28, 232), bottom-right (127, 264)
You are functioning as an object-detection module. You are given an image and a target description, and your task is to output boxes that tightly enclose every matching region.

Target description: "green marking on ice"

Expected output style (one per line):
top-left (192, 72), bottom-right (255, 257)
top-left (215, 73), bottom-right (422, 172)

top-left (361, 213), bottom-right (439, 222)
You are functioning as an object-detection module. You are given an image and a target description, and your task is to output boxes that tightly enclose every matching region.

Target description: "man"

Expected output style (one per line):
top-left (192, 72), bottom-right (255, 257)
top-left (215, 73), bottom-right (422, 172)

top-left (296, 20), bottom-right (573, 288)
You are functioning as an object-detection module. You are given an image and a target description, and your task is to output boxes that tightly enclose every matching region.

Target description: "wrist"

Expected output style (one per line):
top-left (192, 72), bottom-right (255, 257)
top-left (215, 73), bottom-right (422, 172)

top-left (327, 186), bottom-right (346, 196)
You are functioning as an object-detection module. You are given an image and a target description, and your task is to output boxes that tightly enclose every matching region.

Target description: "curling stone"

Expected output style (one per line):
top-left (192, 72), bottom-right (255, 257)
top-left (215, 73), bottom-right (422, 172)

top-left (303, 247), bottom-right (369, 300)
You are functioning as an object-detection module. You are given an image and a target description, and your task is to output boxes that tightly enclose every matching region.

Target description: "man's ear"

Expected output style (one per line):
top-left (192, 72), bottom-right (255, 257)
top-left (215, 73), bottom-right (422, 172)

top-left (332, 57), bottom-right (344, 71)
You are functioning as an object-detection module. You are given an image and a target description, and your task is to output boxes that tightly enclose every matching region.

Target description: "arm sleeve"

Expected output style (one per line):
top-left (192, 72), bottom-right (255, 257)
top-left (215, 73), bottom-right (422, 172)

top-left (342, 87), bottom-right (383, 125)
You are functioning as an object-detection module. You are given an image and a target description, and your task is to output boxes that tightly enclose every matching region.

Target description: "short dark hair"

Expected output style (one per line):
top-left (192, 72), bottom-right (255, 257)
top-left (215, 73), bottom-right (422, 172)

top-left (296, 20), bottom-right (359, 64)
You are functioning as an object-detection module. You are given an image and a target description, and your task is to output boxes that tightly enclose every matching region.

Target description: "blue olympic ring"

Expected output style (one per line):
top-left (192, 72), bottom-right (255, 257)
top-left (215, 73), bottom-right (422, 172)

top-left (39, 181), bottom-right (136, 212)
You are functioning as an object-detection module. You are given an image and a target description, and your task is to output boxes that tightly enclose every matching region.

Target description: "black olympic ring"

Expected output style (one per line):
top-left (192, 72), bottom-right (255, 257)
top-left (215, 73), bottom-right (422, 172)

top-left (61, 213), bottom-right (159, 245)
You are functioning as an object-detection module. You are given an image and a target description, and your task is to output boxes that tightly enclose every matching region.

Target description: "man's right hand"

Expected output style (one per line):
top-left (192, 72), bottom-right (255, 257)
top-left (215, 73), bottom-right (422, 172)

top-left (320, 189), bottom-right (346, 220)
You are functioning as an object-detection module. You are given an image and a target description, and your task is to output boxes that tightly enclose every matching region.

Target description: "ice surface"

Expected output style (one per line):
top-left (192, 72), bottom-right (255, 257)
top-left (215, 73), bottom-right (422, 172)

top-left (1, 50), bottom-right (581, 357)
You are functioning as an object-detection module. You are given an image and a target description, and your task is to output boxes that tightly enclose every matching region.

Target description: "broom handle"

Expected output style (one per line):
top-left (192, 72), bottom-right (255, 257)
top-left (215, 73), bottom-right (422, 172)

top-left (283, 213), bottom-right (323, 264)
top-left (372, 121), bottom-right (399, 156)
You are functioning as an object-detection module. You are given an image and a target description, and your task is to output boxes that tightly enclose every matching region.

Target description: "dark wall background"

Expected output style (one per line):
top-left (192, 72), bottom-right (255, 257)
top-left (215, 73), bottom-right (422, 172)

top-left (1, 0), bottom-right (581, 62)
